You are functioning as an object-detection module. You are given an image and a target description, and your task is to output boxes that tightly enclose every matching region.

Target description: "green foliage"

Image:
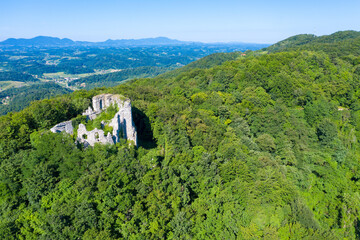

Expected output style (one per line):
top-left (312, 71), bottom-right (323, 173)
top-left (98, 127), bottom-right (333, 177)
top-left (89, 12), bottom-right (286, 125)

top-left (266, 30), bottom-right (360, 59)
top-left (69, 66), bottom-right (172, 89)
top-left (1, 31), bottom-right (360, 239)
top-left (0, 71), bottom-right (38, 82)
top-left (256, 133), bottom-right (276, 152)
top-left (316, 118), bottom-right (338, 145)
top-left (85, 104), bottom-right (118, 132)
top-left (304, 98), bottom-right (339, 126)
top-left (0, 83), bottom-right (72, 115)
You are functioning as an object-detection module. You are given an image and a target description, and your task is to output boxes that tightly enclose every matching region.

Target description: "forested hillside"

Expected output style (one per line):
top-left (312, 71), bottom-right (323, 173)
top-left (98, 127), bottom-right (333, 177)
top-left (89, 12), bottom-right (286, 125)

top-left (265, 30), bottom-right (360, 59)
top-left (0, 82), bottom-right (72, 115)
top-left (1, 31), bottom-right (360, 239)
top-left (0, 42), bottom-right (267, 115)
top-left (0, 72), bottom-right (38, 83)
top-left (68, 66), bottom-right (172, 89)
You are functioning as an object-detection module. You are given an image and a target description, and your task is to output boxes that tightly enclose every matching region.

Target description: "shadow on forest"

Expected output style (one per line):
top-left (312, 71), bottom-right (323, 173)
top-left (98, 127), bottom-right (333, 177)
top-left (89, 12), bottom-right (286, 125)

top-left (132, 106), bottom-right (157, 149)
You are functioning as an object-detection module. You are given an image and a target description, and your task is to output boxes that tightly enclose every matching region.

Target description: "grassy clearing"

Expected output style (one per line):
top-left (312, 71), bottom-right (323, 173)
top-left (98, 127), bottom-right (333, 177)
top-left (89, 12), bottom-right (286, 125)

top-left (42, 69), bottom-right (122, 80)
top-left (43, 72), bottom-right (94, 79)
top-left (0, 81), bottom-right (26, 91)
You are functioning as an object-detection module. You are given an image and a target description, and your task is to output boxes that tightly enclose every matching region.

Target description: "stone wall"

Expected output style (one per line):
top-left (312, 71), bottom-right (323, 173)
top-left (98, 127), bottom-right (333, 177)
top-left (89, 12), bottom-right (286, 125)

top-left (108, 99), bottom-right (137, 145)
top-left (92, 94), bottom-right (121, 112)
top-left (76, 124), bottom-right (114, 147)
top-left (78, 94), bottom-right (137, 146)
top-left (50, 120), bottom-right (73, 135)
top-left (50, 94), bottom-right (138, 147)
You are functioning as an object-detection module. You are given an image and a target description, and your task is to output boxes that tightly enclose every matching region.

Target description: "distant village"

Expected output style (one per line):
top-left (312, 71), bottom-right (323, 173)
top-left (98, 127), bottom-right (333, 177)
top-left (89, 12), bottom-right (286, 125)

top-left (1, 96), bottom-right (10, 105)
top-left (40, 69), bottom-right (122, 89)
top-left (40, 75), bottom-right (80, 89)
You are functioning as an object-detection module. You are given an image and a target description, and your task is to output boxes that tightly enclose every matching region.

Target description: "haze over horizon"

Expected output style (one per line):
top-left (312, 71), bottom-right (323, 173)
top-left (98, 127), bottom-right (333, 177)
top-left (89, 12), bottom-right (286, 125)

top-left (0, 35), bottom-right (272, 45)
top-left (1, 0), bottom-right (360, 44)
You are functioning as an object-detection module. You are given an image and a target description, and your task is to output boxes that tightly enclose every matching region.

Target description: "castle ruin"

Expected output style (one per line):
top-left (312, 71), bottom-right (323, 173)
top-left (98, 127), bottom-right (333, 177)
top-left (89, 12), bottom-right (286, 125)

top-left (50, 94), bottom-right (137, 147)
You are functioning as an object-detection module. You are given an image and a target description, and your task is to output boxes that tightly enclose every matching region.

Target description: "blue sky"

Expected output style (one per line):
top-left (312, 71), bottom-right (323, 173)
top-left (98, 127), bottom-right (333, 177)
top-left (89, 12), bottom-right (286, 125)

top-left (1, 0), bottom-right (359, 43)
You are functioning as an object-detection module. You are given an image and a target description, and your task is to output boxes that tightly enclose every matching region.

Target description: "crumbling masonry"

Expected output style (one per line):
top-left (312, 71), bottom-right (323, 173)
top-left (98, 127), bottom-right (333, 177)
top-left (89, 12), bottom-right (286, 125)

top-left (50, 94), bottom-right (137, 147)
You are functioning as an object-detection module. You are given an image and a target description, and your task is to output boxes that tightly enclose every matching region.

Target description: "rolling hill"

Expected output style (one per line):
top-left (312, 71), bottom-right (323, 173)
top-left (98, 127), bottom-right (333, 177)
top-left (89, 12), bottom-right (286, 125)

top-left (1, 31), bottom-right (360, 239)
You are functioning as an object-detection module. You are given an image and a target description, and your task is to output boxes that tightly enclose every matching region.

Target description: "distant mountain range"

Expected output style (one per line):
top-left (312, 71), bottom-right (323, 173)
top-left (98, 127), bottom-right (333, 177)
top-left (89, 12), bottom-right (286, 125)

top-left (0, 36), bottom-right (77, 47)
top-left (0, 36), bottom-right (269, 48)
top-left (0, 36), bottom-right (192, 47)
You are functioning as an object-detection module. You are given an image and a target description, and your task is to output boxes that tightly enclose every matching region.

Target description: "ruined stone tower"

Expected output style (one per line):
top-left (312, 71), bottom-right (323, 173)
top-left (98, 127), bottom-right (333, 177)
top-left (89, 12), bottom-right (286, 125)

top-left (51, 94), bottom-right (137, 147)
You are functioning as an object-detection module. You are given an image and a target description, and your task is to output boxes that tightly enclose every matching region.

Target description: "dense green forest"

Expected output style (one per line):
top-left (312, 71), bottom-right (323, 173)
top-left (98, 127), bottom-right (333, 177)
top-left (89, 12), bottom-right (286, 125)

top-left (0, 83), bottom-right (72, 115)
top-left (0, 72), bottom-right (38, 82)
top-left (1, 31), bottom-right (360, 239)
top-left (70, 52), bottom-right (246, 91)
top-left (265, 30), bottom-right (360, 59)
top-left (68, 66), bottom-right (173, 89)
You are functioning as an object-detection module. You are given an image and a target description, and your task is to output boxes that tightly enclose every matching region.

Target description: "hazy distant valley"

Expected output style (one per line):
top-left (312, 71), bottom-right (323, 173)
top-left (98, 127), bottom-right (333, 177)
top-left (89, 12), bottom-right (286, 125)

top-left (0, 36), bottom-right (268, 115)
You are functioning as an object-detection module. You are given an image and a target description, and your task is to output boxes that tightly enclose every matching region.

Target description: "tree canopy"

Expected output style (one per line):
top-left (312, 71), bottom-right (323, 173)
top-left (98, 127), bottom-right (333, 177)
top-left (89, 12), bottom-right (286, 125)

top-left (1, 31), bottom-right (360, 239)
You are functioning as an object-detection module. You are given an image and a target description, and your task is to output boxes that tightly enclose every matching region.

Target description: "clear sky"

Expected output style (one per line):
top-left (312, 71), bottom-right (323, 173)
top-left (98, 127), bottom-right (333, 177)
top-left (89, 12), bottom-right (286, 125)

top-left (1, 0), bottom-right (359, 43)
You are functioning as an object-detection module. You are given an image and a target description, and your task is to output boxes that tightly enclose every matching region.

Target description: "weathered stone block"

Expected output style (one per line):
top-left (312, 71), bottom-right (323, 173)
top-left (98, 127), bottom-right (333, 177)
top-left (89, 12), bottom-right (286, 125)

top-left (50, 120), bottom-right (73, 135)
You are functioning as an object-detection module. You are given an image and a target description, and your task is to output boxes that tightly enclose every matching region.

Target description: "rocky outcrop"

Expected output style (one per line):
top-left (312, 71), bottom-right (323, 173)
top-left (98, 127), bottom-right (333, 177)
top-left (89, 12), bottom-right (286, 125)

top-left (50, 94), bottom-right (137, 147)
top-left (50, 120), bottom-right (73, 135)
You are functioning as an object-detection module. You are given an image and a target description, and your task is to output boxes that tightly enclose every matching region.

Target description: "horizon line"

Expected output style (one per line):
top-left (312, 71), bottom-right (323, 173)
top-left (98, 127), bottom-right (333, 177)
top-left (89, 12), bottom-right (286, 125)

top-left (0, 35), bottom-right (274, 45)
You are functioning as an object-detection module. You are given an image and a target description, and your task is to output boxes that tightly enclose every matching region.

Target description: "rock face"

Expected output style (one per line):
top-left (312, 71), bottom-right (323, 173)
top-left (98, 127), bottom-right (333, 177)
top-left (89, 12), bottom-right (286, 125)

top-left (50, 120), bottom-right (73, 135)
top-left (108, 100), bottom-right (137, 144)
top-left (50, 94), bottom-right (137, 147)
